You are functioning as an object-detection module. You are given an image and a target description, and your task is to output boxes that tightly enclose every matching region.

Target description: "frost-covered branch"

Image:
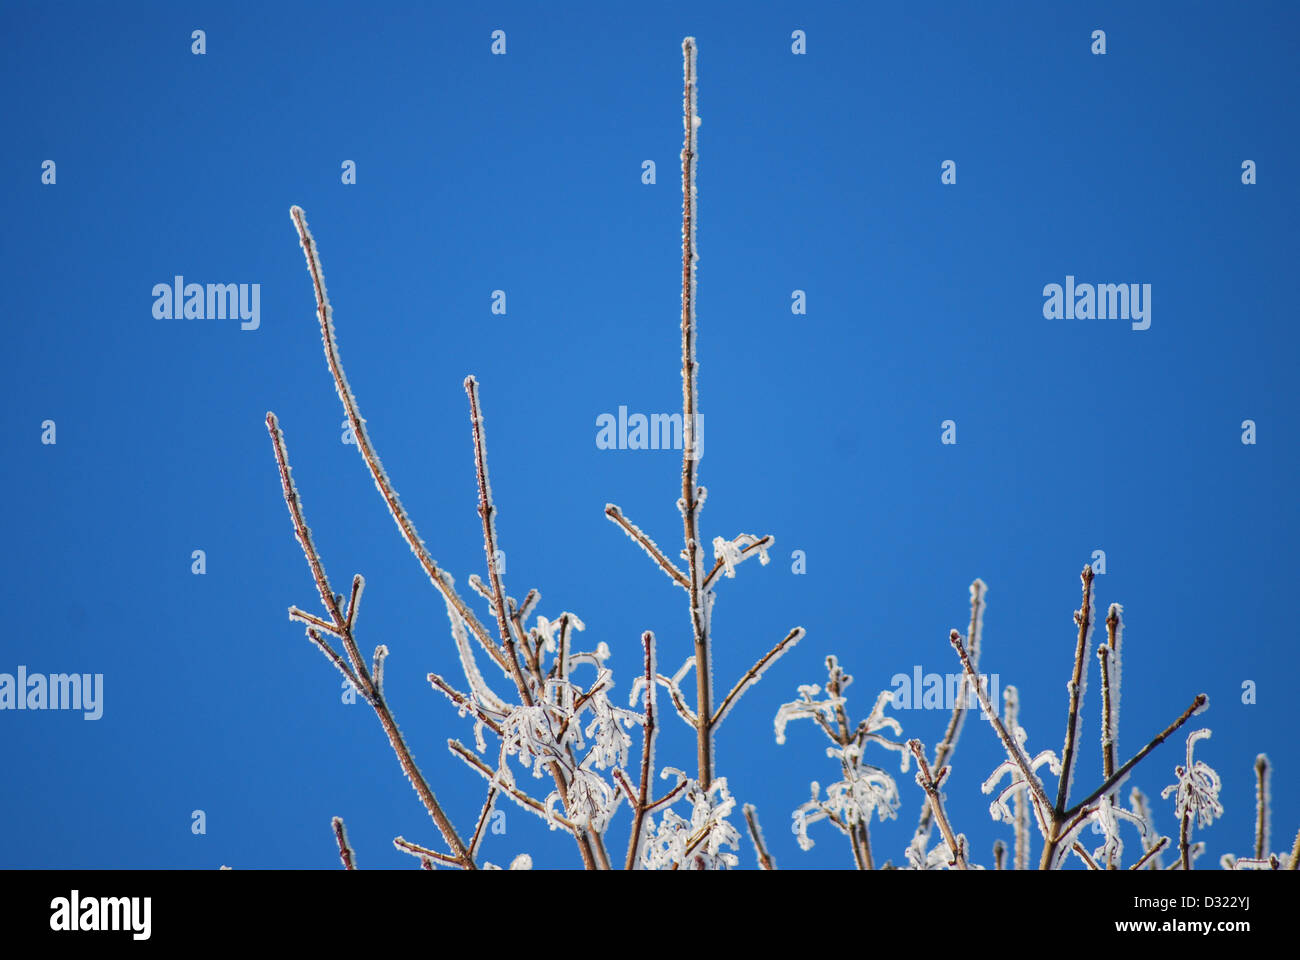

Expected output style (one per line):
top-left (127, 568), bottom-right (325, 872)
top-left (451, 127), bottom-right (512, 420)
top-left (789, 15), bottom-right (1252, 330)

top-left (1054, 566), bottom-right (1096, 817)
top-left (712, 626), bottom-right (804, 728)
top-left (908, 740), bottom-right (968, 870)
top-left (604, 505), bottom-right (689, 589)
top-left (288, 206), bottom-right (498, 660)
top-left (743, 804), bottom-right (776, 870)
top-left (676, 36), bottom-right (714, 791)
top-left (331, 817), bottom-right (357, 870)
top-left (1255, 753), bottom-right (1270, 860)
top-left (267, 412), bottom-right (474, 869)
top-left (914, 579), bottom-right (984, 855)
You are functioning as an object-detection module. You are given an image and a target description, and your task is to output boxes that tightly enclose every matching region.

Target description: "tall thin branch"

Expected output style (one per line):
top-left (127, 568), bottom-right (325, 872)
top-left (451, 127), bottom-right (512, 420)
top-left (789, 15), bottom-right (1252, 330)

top-left (625, 632), bottom-right (659, 870)
top-left (915, 579), bottom-right (985, 851)
top-left (1054, 565), bottom-right (1096, 815)
top-left (677, 36), bottom-right (713, 789)
top-left (1003, 685), bottom-right (1030, 870)
top-left (267, 413), bottom-right (474, 867)
top-left (287, 206), bottom-right (499, 661)
top-left (1254, 754), bottom-right (1270, 860)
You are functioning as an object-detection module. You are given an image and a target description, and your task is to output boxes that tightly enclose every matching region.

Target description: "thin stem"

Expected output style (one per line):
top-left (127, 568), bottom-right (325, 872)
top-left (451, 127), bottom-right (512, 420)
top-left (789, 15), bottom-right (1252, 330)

top-left (908, 741), bottom-right (968, 870)
top-left (915, 579), bottom-right (984, 851)
top-left (1054, 565), bottom-right (1095, 815)
top-left (287, 206), bottom-right (498, 659)
top-left (393, 837), bottom-right (466, 869)
top-left (950, 632), bottom-right (1054, 817)
top-left (677, 37), bottom-right (713, 790)
top-left (827, 663), bottom-right (873, 869)
top-left (605, 506), bottom-right (689, 589)
top-left (1129, 836), bottom-right (1169, 871)
top-left (701, 536), bottom-right (774, 590)
top-left (1100, 603), bottom-right (1122, 780)
top-left (446, 739), bottom-right (580, 833)
top-left (712, 627), bottom-right (804, 727)
top-left (469, 787), bottom-right (499, 860)
top-left (1254, 754), bottom-right (1270, 860)
top-left (1179, 810), bottom-right (1192, 871)
top-left (1063, 694), bottom-right (1207, 820)
top-left (743, 804), bottom-right (776, 870)
top-left (331, 817), bottom-right (357, 870)
top-left (268, 413), bottom-right (474, 868)
top-left (626, 632), bottom-right (659, 870)
top-left (1072, 842), bottom-right (1101, 870)
top-left (1003, 686), bottom-right (1030, 871)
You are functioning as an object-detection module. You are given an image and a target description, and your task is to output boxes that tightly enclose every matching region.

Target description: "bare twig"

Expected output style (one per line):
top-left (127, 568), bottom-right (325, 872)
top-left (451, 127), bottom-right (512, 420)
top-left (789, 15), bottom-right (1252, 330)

top-left (950, 632), bottom-right (1054, 818)
top-left (712, 627), bottom-right (804, 728)
top-left (676, 37), bottom-right (715, 791)
top-left (915, 579), bottom-right (985, 852)
top-left (604, 506), bottom-right (689, 589)
top-left (743, 804), bottom-right (776, 870)
top-left (909, 741), bottom-right (968, 870)
top-left (331, 817), bottom-right (357, 870)
top-left (1063, 694), bottom-right (1208, 821)
top-left (701, 535), bottom-right (774, 590)
top-left (287, 206), bottom-right (499, 661)
top-left (1099, 603), bottom-right (1123, 781)
top-left (393, 837), bottom-right (466, 869)
top-left (1255, 753), bottom-right (1270, 860)
top-left (1071, 842), bottom-right (1101, 871)
top-left (1129, 836), bottom-right (1169, 871)
top-left (446, 739), bottom-right (579, 833)
top-left (1003, 686), bottom-right (1030, 871)
top-left (1054, 566), bottom-right (1096, 816)
top-left (624, 633), bottom-right (660, 869)
top-left (267, 413), bottom-right (474, 868)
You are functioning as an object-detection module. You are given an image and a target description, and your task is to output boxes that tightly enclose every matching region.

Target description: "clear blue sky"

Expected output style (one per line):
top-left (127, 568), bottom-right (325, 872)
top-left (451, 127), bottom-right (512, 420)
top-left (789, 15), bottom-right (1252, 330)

top-left (2, 1), bottom-right (1297, 869)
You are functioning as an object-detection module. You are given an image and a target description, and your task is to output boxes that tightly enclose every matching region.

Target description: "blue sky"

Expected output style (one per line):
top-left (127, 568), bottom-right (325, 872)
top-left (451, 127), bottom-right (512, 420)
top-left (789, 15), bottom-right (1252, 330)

top-left (1, 1), bottom-right (1297, 870)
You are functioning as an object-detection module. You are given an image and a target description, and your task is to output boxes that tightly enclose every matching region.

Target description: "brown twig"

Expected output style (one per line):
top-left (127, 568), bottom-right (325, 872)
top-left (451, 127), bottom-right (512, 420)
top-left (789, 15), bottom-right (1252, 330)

top-left (915, 579), bottom-right (985, 853)
top-left (604, 506), bottom-right (689, 589)
top-left (1062, 693), bottom-right (1207, 821)
top-left (267, 413), bottom-right (475, 868)
top-left (701, 535), bottom-right (774, 591)
top-left (393, 837), bottom-right (467, 869)
top-left (1129, 835), bottom-right (1169, 871)
top-left (287, 206), bottom-right (500, 663)
top-left (1003, 686), bottom-right (1030, 870)
top-left (908, 740), bottom-right (968, 870)
top-left (446, 739), bottom-right (579, 834)
top-left (711, 627), bottom-right (804, 727)
top-left (1099, 603), bottom-right (1123, 781)
top-left (1255, 754), bottom-right (1270, 860)
top-left (1054, 566), bottom-right (1096, 816)
top-left (676, 37), bottom-right (715, 792)
top-left (623, 633), bottom-right (660, 869)
top-left (331, 817), bottom-right (357, 870)
top-left (743, 804), bottom-right (776, 870)
top-left (950, 632), bottom-right (1054, 819)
